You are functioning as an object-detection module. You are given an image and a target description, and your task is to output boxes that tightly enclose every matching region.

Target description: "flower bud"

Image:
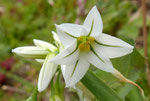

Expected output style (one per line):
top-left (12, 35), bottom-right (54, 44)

top-left (12, 46), bottom-right (49, 59)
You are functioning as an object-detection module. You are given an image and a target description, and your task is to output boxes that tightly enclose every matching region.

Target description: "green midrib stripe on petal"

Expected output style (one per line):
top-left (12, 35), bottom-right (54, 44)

top-left (71, 60), bottom-right (79, 77)
top-left (90, 45), bottom-right (105, 63)
top-left (65, 32), bottom-right (77, 38)
top-left (65, 46), bottom-right (78, 58)
top-left (95, 40), bottom-right (123, 48)
top-left (87, 20), bottom-right (94, 36)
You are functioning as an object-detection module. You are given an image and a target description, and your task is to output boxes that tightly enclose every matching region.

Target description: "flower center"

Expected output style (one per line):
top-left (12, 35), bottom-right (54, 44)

top-left (77, 36), bottom-right (95, 51)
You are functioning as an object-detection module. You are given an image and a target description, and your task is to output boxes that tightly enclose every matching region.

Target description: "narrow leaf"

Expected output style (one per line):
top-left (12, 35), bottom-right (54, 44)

top-left (81, 70), bottom-right (123, 101)
top-left (127, 87), bottom-right (144, 101)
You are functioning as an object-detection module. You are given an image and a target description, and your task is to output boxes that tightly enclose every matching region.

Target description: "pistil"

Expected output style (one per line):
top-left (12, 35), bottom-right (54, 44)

top-left (77, 36), bottom-right (95, 51)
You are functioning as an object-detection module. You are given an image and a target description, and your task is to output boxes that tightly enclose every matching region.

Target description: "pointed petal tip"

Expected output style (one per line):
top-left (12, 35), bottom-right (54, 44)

top-left (12, 48), bottom-right (19, 53)
top-left (35, 59), bottom-right (45, 64)
top-left (38, 82), bottom-right (44, 92)
top-left (38, 79), bottom-right (48, 93)
top-left (11, 47), bottom-right (26, 54)
top-left (52, 31), bottom-right (55, 37)
top-left (38, 87), bottom-right (44, 92)
top-left (93, 5), bottom-right (97, 9)
top-left (126, 44), bottom-right (134, 53)
top-left (11, 49), bottom-right (16, 53)
top-left (91, 5), bottom-right (98, 11)
top-left (126, 43), bottom-right (134, 49)
top-left (65, 84), bottom-right (69, 88)
top-left (65, 83), bottom-right (73, 88)
top-left (52, 31), bottom-right (61, 44)
top-left (54, 24), bottom-right (62, 31)
top-left (126, 45), bottom-right (134, 52)
top-left (51, 31), bottom-right (55, 34)
top-left (54, 24), bottom-right (59, 27)
top-left (33, 39), bottom-right (38, 43)
top-left (33, 39), bottom-right (41, 45)
top-left (130, 45), bottom-right (134, 49)
top-left (33, 39), bottom-right (37, 41)
top-left (33, 39), bottom-right (38, 42)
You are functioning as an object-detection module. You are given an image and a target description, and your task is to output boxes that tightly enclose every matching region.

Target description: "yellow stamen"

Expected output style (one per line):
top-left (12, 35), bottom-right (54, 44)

top-left (77, 36), bottom-right (95, 51)
top-left (77, 36), bottom-right (83, 41)
top-left (87, 36), bottom-right (95, 43)
top-left (78, 42), bottom-right (90, 51)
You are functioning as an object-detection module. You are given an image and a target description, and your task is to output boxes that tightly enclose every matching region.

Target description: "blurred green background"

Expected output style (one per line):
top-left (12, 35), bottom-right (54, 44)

top-left (0, 0), bottom-right (150, 101)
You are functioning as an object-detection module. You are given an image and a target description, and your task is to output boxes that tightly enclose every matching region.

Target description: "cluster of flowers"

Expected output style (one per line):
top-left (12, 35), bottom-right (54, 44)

top-left (12, 6), bottom-right (143, 95)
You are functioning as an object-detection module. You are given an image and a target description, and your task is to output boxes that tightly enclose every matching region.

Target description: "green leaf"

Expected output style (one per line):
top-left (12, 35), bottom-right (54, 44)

top-left (81, 70), bottom-right (123, 101)
top-left (26, 86), bottom-right (38, 101)
top-left (127, 87), bottom-right (144, 101)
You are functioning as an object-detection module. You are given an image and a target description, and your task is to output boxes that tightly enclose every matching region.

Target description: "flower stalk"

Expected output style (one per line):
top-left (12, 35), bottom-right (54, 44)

top-left (113, 69), bottom-right (145, 98)
top-left (141, 0), bottom-right (150, 88)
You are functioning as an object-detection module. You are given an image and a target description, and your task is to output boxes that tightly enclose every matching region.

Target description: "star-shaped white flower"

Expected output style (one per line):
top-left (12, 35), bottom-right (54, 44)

top-left (51, 6), bottom-right (134, 87)
top-left (12, 32), bottom-right (60, 92)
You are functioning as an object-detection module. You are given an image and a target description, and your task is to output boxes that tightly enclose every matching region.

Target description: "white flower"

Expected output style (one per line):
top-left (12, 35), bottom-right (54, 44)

top-left (12, 34), bottom-right (59, 92)
top-left (51, 6), bottom-right (134, 87)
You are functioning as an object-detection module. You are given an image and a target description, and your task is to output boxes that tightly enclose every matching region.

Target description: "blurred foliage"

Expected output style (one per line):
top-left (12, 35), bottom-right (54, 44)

top-left (0, 0), bottom-right (150, 101)
top-left (25, 86), bottom-right (38, 101)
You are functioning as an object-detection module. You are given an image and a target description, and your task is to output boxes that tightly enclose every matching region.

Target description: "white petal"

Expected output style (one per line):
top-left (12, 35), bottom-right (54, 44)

top-left (95, 33), bottom-right (134, 58)
top-left (63, 54), bottom-right (90, 87)
top-left (35, 59), bottom-right (45, 64)
top-left (83, 6), bottom-right (103, 37)
top-left (51, 49), bottom-right (79, 65)
top-left (55, 24), bottom-right (76, 48)
top-left (60, 65), bottom-right (66, 79)
top-left (38, 53), bottom-right (58, 92)
top-left (80, 27), bottom-right (88, 36)
top-left (68, 56), bottom-right (90, 87)
top-left (52, 31), bottom-right (61, 44)
top-left (50, 41), bottom-right (79, 65)
top-left (87, 51), bottom-right (115, 73)
top-left (33, 39), bottom-right (57, 52)
top-left (61, 64), bottom-right (74, 86)
top-left (52, 31), bottom-right (64, 50)
top-left (56, 23), bottom-right (82, 37)
top-left (12, 46), bottom-right (49, 59)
